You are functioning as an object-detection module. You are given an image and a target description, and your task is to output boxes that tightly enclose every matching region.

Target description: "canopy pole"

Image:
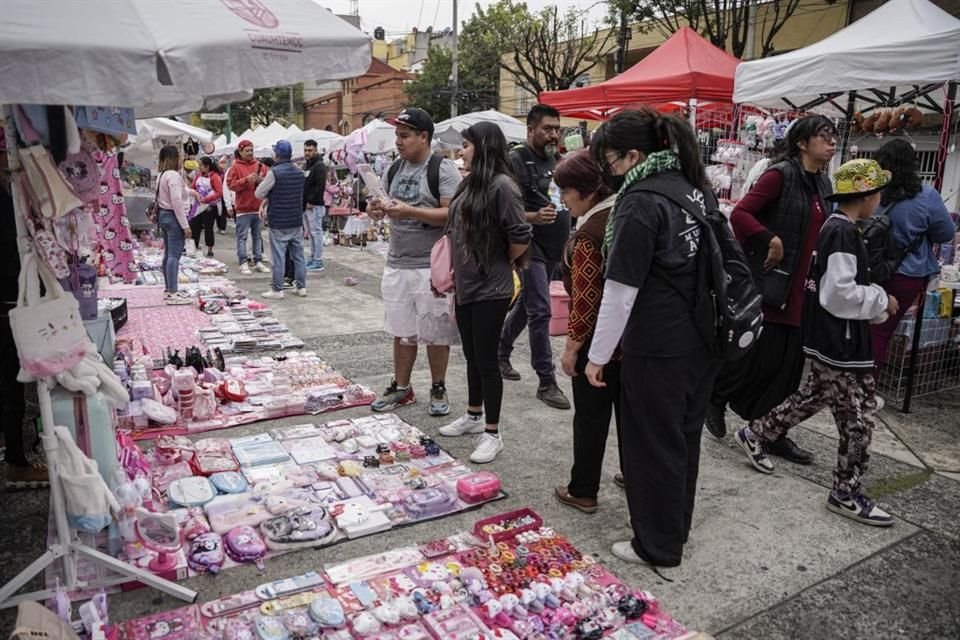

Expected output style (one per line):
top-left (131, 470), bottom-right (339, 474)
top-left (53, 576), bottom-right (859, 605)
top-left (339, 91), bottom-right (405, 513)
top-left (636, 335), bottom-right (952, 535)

top-left (688, 98), bottom-right (697, 130)
top-left (933, 81), bottom-right (957, 192)
top-left (838, 91), bottom-right (857, 163)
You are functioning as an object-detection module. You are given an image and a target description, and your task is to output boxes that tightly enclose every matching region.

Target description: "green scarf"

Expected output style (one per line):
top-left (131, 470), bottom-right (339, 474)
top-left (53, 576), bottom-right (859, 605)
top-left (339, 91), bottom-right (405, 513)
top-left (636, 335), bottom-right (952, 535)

top-left (603, 150), bottom-right (681, 255)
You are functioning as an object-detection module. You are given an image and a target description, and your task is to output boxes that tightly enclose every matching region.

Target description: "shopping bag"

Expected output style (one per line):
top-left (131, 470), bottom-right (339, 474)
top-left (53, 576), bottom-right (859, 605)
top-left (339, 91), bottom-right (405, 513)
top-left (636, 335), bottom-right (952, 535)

top-left (19, 145), bottom-right (82, 219)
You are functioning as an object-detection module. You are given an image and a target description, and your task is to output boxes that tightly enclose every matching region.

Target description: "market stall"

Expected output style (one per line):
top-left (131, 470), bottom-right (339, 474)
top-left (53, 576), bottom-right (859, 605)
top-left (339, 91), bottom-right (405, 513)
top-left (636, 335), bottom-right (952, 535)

top-left (0, 0), bottom-right (372, 613)
top-left (733, 0), bottom-right (960, 410)
top-left (432, 110), bottom-right (526, 150)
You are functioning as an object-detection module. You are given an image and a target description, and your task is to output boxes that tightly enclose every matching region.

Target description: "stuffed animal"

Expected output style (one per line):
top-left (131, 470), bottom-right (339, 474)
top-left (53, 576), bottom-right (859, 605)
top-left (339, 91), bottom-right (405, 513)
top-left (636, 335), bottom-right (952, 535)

top-left (851, 112), bottom-right (864, 134)
top-left (907, 107), bottom-right (924, 129)
top-left (874, 110), bottom-right (891, 135)
top-left (862, 112), bottom-right (878, 133)
top-left (889, 107), bottom-right (907, 133)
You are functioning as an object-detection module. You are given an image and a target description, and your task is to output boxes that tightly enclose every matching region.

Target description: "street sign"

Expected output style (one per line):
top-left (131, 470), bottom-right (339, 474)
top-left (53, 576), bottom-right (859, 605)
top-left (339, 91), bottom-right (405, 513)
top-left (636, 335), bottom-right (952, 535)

top-left (200, 113), bottom-right (228, 121)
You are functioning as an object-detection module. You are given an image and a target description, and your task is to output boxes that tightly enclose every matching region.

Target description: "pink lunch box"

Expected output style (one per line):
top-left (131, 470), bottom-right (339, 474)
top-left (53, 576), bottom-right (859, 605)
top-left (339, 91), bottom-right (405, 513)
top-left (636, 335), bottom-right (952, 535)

top-left (549, 281), bottom-right (570, 336)
top-left (456, 472), bottom-right (501, 503)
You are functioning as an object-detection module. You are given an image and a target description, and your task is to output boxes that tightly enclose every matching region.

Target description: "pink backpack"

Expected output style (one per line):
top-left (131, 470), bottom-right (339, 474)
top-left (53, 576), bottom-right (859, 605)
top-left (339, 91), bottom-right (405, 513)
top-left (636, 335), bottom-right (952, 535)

top-left (224, 525), bottom-right (267, 570)
top-left (429, 235), bottom-right (454, 294)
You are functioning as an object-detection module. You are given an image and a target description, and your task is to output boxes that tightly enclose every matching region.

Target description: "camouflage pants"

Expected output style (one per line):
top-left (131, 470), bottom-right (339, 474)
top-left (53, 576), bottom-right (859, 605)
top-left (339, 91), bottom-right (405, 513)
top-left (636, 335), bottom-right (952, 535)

top-left (749, 361), bottom-right (878, 496)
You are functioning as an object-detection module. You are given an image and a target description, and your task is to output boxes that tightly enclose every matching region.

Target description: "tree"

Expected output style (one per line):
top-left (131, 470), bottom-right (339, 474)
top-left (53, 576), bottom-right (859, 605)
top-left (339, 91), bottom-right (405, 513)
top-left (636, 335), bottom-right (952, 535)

top-left (466, 1), bottom-right (615, 96)
top-left (404, 45), bottom-right (497, 121)
top-left (617, 0), bottom-right (835, 59)
top-left (197, 85), bottom-right (303, 135)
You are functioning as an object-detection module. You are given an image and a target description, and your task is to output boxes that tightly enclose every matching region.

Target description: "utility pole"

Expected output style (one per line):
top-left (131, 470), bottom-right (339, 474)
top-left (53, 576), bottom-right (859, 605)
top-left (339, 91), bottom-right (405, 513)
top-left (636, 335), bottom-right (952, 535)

top-left (744, 0), bottom-right (758, 60)
top-left (615, 5), bottom-right (629, 74)
top-left (450, 0), bottom-right (459, 118)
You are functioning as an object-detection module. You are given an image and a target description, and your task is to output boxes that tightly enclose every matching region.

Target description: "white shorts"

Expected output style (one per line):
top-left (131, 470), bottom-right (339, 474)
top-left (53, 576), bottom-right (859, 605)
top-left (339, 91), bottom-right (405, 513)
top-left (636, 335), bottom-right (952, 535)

top-left (381, 266), bottom-right (460, 345)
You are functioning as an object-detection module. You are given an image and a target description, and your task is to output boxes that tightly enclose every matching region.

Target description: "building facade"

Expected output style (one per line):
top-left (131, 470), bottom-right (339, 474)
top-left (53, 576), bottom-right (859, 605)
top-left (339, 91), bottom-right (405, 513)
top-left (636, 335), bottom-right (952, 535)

top-left (303, 58), bottom-right (412, 133)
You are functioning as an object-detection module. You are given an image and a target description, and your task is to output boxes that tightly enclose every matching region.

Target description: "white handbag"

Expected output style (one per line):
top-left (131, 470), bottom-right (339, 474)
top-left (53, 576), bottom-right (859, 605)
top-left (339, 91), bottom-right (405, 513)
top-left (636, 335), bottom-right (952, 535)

top-left (10, 251), bottom-right (89, 379)
top-left (19, 145), bottom-right (83, 219)
top-left (53, 426), bottom-right (119, 533)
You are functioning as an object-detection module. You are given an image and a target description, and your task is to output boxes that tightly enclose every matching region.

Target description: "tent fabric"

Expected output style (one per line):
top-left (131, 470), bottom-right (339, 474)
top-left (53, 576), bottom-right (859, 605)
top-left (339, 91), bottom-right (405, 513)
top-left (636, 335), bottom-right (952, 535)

top-left (0, 0), bottom-right (370, 111)
top-left (539, 27), bottom-right (740, 117)
top-left (135, 118), bottom-right (213, 143)
top-left (734, 0), bottom-right (960, 108)
top-left (433, 110), bottom-right (526, 149)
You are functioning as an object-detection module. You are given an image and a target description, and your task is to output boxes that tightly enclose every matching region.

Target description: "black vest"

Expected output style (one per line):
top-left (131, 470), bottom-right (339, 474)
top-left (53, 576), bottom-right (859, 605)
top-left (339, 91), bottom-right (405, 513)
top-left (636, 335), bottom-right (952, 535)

top-left (267, 162), bottom-right (306, 230)
top-left (752, 158), bottom-right (830, 309)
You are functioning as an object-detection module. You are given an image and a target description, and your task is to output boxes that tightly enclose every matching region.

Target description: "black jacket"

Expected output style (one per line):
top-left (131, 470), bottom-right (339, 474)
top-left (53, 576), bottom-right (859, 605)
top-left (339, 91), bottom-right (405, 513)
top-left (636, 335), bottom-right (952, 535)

top-left (803, 214), bottom-right (889, 371)
top-left (303, 156), bottom-right (327, 208)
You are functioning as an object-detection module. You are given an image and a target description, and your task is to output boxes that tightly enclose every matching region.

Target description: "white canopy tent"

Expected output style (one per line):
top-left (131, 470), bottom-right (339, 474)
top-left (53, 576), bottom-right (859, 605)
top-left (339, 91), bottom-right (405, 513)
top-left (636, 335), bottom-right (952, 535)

top-left (124, 118), bottom-right (215, 168)
top-left (432, 110), bottom-right (527, 150)
top-left (733, 0), bottom-right (960, 112)
top-left (0, 0), bottom-right (370, 610)
top-left (330, 119), bottom-right (398, 155)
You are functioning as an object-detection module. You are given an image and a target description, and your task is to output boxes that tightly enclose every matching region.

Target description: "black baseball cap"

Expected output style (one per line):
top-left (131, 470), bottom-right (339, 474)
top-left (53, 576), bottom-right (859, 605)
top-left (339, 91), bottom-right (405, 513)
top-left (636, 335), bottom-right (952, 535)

top-left (387, 108), bottom-right (434, 137)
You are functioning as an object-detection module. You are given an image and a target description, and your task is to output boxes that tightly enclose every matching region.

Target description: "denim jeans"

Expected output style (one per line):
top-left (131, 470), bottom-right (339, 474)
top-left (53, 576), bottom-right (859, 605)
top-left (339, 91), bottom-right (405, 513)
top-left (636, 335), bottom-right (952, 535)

top-left (235, 213), bottom-right (263, 264)
top-left (499, 259), bottom-right (556, 385)
top-left (158, 209), bottom-right (185, 293)
top-left (305, 206), bottom-right (326, 263)
top-left (270, 226), bottom-right (306, 291)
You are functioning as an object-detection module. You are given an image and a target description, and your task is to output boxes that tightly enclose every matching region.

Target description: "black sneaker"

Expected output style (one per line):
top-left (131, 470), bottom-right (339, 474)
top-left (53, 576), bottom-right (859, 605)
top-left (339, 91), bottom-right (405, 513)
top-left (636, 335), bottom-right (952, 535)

top-left (705, 402), bottom-right (727, 439)
top-left (536, 382), bottom-right (571, 410)
top-left (428, 382), bottom-right (450, 417)
top-left (826, 491), bottom-right (894, 527)
top-left (767, 436), bottom-right (814, 465)
top-left (499, 358), bottom-right (521, 381)
top-left (734, 427), bottom-right (774, 474)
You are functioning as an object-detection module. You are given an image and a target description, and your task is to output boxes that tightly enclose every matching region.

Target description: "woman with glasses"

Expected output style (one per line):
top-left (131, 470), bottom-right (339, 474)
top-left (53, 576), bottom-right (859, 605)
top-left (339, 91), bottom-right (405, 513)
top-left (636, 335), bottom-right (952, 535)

top-left (705, 115), bottom-right (836, 468)
top-left (584, 108), bottom-right (722, 568)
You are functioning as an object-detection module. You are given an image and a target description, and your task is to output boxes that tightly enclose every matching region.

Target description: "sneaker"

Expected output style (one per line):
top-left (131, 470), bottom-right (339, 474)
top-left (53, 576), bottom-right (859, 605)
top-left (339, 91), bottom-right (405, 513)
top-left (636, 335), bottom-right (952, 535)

top-left (470, 432), bottom-right (503, 464)
top-left (239, 263), bottom-right (252, 275)
top-left (262, 290), bottom-right (285, 300)
top-left (613, 473), bottom-right (625, 489)
top-left (253, 262), bottom-right (270, 273)
top-left (206, 249), bottom-right (214, 258)
top-left (554, 486), bottom-right (597, 514)
top-left (499, 358), bottom-right (521, 381)
top-left (536, 383), bottom-right (571, 410)
top-left (734, 427), bottom-right (774, 474)
top-left (307, 260), bottom-right (325, 271)
top-left (164, 291), bottom-right (193, 305)
top-left (294, 288), bottom-right (307, 297)
top-left (439, 413), bottom-right (485, 437)
top-left (611, 541), bottom-right (680, 569)
top-left (282, 279), bottom-right (295, 290)
top-left (429, 382), bottom-right (451, 416)
top-left (371, 381), bottom-right (415, 412)
top-left (705, 401), bottom-right (727, 439)
top-left (827, 491), bottom-right (894, 527)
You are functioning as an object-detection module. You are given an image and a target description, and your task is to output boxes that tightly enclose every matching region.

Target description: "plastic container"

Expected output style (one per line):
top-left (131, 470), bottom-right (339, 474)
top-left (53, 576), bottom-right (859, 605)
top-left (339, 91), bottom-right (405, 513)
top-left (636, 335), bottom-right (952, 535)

top-left (456, 472), bottom-right (501, 503)
top-left (549, 280), bottom-right (570, 336)
top-left (473, 508), bottom-right (543, 543)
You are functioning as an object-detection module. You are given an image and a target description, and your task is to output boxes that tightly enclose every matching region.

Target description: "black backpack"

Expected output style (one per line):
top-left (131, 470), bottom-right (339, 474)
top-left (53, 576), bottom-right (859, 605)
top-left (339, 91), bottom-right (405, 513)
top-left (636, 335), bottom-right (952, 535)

top-left (386, 153), bottom-right (443, 202)
top-left (638, 183), bottom-right (764, 362)
top-left (858, 204), bottom-right (925, 284)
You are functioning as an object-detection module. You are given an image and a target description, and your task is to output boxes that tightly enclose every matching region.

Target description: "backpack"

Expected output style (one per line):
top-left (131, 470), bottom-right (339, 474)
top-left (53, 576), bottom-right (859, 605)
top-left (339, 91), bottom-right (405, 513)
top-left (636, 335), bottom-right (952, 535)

top-left (857, 203), bottom-right (925, 284)
top-left (386, 153), bottom-right (443, 202)
top-left (510, 143), bottom-right (544, 200)
top-left (638, 182), bottom-right (764, 362)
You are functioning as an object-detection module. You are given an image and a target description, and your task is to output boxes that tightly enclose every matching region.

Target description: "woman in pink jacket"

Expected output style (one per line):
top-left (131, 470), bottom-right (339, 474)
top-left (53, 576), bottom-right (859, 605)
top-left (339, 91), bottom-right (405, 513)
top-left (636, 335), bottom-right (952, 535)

top-left (190, 157), bottom-right (224, 258)
top-left (156, 145), bottom-right (192, 304)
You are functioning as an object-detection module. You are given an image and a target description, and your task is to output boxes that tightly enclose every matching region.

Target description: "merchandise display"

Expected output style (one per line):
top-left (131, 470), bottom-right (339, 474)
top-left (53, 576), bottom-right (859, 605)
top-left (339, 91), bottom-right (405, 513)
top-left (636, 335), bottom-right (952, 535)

top-left (116, 509), bottom-right (694, 640)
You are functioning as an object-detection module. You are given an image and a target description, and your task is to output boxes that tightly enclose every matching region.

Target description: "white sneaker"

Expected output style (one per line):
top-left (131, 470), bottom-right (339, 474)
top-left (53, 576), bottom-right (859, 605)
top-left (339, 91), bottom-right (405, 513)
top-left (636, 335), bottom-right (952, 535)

top-left (262, 290), bottom-right (284, 300)
top-left (239, 263), bottom-right (252, 275)
top-left (469, 432), bottom-right (503, 464)
top-left (439, 413), bottom-right (485, 437)
top-left (254, 262), bottom-right (270, 273)
top-left (294, 288), bottom-right (307, 297)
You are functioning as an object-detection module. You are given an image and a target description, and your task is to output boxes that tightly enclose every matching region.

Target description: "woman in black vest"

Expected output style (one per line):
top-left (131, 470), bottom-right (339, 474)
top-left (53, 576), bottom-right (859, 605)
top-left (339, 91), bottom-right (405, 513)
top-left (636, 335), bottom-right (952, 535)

top-left (585, 108), bottom-right (722, 568)
top-left (706, 116), bottom-right (836, 466)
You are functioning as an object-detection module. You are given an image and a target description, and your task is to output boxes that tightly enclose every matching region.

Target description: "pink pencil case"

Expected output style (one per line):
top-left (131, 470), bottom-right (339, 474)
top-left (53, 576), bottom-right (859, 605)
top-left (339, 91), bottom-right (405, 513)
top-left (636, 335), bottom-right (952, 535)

top-left (456, 472), bottom-right (501, 503)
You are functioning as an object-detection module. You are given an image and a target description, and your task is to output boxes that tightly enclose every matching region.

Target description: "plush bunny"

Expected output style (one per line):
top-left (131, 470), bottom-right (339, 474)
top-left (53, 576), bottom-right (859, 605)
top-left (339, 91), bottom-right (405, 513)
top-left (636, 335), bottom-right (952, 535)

top-left (862, 112), bottom-right (878, 133)
top-left (874, 110), bottom-right (891, 134)
top-left (851, 112), bottom-right (864, 134)
top-left (907, 107), bottom-right (924, 128)
top-left (889, 107), bottom-right (907, 133)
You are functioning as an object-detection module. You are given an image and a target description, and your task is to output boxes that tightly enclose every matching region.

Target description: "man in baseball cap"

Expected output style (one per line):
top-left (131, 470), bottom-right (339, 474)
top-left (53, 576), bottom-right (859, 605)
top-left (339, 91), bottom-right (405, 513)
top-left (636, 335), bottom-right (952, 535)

top-left (255, 140), bottom-right (307, 299)
top-left (386, 107), bottom-right (435, 138)
top-left (226, 139), bottom-right (270, 274)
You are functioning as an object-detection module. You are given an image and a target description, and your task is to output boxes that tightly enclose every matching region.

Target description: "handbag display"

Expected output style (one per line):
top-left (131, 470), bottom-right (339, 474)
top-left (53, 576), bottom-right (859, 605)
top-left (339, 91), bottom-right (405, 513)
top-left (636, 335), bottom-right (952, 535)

top-left (58, 148), bottom-right (100, 204)
top-left (10, 251), bottom-right (89, 379)
top-left (52, 426), bottom-right (120, 533)
top-left (429, 234), bottom-right (454, 294)
top-left (19, 145), bottom-right (83, 219)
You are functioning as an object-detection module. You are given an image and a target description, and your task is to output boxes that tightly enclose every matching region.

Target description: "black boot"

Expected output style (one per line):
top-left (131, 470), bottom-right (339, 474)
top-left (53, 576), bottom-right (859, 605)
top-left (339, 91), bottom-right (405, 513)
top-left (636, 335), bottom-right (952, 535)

top-left (704, 401), bottom-right (727, 438)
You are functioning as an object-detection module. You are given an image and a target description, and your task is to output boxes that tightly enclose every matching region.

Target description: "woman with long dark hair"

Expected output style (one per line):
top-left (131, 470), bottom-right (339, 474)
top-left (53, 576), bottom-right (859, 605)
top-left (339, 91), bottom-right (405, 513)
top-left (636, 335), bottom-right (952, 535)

top-left (438, 122), bottom-right (532, 464)
top-left (551, 149), bottom-right (623, 513)
top-left (706, 115), bottom-right (836, 467)
top-left (871, 139), bottom-right (956, 367)
top-left (190, 156), bottom-right (223, 258)
top-left (156, 145), bottom-right (193, 304)
top-left (584, 107), bottom-right (721, 567)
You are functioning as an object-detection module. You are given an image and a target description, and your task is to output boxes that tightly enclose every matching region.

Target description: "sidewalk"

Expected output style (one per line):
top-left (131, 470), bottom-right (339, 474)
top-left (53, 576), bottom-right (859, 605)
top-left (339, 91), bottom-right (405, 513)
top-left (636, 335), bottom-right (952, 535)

top-left (2, 236), bottom-right (958, 638)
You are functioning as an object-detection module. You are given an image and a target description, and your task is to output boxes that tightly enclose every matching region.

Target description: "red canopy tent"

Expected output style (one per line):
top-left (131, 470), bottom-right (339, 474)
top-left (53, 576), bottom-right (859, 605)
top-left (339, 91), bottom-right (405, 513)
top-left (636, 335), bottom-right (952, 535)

top-left (540, 27), bottom-right (740, 120)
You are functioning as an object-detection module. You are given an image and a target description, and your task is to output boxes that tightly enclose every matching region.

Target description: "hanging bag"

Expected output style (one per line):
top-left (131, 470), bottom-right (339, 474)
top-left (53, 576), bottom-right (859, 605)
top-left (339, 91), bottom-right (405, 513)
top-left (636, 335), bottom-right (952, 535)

top-left (53, 426), bottom-right (119, 533)
top-left (19, 145), bottom-right (83, 219)
top-left (10, 251), bottom-right (89, 379)
top-left (430, 210), bottom-right (455, 295)
top-left (57, 147), bottom-right (100, 204)
top-left (145, 170), bottom-right (167, 224)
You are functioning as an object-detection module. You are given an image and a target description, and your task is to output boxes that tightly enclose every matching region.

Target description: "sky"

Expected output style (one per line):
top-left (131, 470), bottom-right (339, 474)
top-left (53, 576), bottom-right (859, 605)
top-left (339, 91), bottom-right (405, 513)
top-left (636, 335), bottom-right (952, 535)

top-left (316, 0), bottom-right (611, 38)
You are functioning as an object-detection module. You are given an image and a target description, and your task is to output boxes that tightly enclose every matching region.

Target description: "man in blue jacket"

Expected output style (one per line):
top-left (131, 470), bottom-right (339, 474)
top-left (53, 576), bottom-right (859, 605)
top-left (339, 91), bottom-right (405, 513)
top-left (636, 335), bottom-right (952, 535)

top-left (256, 140), bottom-right (307, 299)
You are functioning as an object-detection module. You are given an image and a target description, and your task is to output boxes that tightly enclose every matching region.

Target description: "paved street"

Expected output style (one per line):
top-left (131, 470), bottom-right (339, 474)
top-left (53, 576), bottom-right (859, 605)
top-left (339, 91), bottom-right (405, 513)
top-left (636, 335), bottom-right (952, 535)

top-left (2, 235), bottom-right (958, 638)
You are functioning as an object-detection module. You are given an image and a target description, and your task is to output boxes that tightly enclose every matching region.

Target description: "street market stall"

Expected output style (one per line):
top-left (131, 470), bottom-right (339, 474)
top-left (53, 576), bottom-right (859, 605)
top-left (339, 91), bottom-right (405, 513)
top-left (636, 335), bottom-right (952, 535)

top-left (432, 110), bottom-right (527, 150)
top-left (733, 0), bottom-right (960, 410)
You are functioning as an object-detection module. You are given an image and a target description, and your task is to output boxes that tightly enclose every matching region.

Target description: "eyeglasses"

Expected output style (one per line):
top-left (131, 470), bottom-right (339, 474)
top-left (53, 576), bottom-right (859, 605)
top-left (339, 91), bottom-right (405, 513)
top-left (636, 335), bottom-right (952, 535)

top-left (602, 152), bottom-right (623, 173)
top-left (816, 130), bottom-right (838, 145)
